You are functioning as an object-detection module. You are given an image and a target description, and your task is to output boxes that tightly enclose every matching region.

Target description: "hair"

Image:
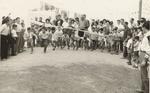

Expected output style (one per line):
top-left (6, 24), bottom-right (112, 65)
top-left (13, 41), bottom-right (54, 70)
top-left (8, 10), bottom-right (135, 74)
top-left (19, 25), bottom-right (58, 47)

top-left (16, 17), bottom-right (20, 20)
top-left (45, 19), bottom-right (50, 22)
top-left (140, 18), bottom-right (146, 22)
top-left (27, 27), bottom-right (31, 31)
top-left (128, 33), bottom-right (132, 37)
top-left (51, 27), bottom-right (56, 31)
top-left (134, 36), bottom-right (139, 41)
top-left (40, 27), bottom-right (47, 31)
top-left (125, 22), bottom-right (128, 25)
top-left (131, 18), bottom-right (134, 21)
top-left (142, 21), bottom-right (150, 30)
top-left (2, 17), bottom-right (10, 24)
top-left (12, 24), bottom-right (17, 29)
top-left (99, 21), bottom-right (103, 24)
top-left (137, 27), bottom-right (142, 31)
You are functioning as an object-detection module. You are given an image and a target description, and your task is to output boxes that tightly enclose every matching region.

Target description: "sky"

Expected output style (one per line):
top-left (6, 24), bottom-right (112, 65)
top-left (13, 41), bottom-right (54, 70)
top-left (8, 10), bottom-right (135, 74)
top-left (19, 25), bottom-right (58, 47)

top-left (0, 0), bottom-right (143, 21)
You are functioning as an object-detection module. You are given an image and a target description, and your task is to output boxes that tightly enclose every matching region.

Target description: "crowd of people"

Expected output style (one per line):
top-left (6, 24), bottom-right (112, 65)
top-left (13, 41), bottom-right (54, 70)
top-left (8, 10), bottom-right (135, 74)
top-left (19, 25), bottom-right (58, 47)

top-left (0, 14), bottom-right (150, 93)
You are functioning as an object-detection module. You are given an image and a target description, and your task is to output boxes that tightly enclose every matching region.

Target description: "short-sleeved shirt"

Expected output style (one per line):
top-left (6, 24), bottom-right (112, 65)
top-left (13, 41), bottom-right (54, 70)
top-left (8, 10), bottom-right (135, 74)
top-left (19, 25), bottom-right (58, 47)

top-left (0, 24), bottom-right (10, 36)
top-left (11, 29), bottom-right (18, 38)
top-left (39, 31), bottom-right (50, 39)
top-left (126, 38), bottom-right (133, 49)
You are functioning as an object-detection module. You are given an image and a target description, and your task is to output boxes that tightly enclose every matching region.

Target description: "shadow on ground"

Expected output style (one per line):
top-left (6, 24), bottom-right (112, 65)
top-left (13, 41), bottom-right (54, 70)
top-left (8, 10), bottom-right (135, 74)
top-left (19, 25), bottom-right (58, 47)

top-left (0, 63), bottom-right (140, 93)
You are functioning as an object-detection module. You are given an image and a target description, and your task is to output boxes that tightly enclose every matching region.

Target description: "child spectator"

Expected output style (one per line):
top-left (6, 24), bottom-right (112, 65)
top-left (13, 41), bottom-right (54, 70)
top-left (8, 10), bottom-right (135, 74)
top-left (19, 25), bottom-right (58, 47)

top-left (11, 24), bottom-right (18, 56)
top-left (126, 34), bottom-right (133, 65)
top-left (132, 36), bottom-right (140, 68)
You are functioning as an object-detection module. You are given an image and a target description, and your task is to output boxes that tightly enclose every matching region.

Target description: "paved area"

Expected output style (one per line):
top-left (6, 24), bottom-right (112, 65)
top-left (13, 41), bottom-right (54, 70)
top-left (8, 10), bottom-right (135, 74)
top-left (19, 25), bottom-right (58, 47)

top-left (0, 47), bottom-right (141, 93)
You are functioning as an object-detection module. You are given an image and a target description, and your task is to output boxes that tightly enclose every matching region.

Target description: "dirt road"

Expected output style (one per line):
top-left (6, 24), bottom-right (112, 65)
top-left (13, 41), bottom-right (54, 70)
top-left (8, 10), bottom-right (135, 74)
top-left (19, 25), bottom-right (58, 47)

top-left (0, 48), bottom-right (141, 93)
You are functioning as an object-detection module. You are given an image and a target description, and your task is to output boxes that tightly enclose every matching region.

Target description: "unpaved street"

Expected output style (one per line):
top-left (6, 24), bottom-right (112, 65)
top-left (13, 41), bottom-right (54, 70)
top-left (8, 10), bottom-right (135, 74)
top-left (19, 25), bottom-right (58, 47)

top-left (0, 48), bottom-right (141, 93)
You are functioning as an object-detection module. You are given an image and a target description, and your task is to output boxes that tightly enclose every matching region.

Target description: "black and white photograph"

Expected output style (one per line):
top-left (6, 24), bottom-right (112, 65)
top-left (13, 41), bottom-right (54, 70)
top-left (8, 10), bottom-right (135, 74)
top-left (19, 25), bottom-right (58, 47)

top-left (0, 0), bottom-right (150, 93)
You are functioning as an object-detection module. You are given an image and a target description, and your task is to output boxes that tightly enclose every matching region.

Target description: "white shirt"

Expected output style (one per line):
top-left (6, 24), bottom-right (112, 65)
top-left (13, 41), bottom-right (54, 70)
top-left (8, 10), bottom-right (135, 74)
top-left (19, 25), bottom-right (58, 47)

top-left (0, 24), bottom-right (10, 36)
top-left (15, 23), bottom-right (22, 33)
top-left (39, 31), bottom-right (50, 39)
top-left (133, 41), bottom-right (140, 51)
top-left (117, 24), bottom-right (124, 31)
top-left (63, 22), bottom-right (69, 28)
top-left (90, 31), bottom-right (98, 40)
top-left (11, 29), bottom-right (18, 37)
top-left (126, 38), bottom-right (133, 48)
top-left (139, 31), bottom-right (150, 52)
top-left (45, 23), bottom-right (52, 28)
top-left (129, 22), bottom-right (136, 29)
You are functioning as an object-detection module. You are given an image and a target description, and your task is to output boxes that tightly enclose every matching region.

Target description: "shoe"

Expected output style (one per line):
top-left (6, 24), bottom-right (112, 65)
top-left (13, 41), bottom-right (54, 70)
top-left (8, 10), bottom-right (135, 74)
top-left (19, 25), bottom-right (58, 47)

top-left (127, 62), bottom-right (132, 65)
top-left (136, 89), bottom-right (144, 93)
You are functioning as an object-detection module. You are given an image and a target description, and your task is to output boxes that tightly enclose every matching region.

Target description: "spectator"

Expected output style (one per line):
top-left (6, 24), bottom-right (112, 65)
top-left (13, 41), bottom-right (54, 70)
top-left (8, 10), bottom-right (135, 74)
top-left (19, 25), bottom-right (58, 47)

top-left (0, 17), bottom-right (10, 60)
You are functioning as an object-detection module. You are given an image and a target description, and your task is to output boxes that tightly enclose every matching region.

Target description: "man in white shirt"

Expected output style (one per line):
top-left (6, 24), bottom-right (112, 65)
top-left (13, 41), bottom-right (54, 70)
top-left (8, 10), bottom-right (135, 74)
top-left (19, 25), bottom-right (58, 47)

top-left (11, 24), bottom-right (18, 56)
top-left (0, 17), bottom-right (10, 60)
top-left (15, 17), bottom-right (22, 53)
top-left (137, 21), bottom-right (150, 93)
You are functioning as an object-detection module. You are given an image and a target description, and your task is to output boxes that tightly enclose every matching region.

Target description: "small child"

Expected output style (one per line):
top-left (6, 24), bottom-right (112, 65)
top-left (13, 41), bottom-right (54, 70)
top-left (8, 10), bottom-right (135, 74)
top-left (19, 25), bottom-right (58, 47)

top-left (126, 34), bottom-right (133, 65)
top-left (25, 27), bottom-right (36, 54)
top-left (62, 33), bottom-right (70, 49)
top-left (52, 26), bottom-right (63, 50)
top-left (39, 27), bottom-right (50, 53)
top-left (98, 30), bottom-right (105, 51)
top-left (11, 24), bottom-right (18, 56)
top-left (132, 36), bottom-right (140, 68)
top-left (90, 30), bottom-right (98, 50)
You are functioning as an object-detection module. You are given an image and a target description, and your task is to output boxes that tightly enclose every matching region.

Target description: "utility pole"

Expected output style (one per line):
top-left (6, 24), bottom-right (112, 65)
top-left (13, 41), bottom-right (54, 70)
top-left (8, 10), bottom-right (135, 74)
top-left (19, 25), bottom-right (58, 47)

top-left (138, 0), bottom-right (142, 19)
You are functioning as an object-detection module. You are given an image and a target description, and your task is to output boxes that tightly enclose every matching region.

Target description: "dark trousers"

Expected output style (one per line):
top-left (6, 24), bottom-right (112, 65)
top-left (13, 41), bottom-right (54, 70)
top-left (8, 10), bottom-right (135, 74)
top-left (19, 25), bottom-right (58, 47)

top-left (139, 52), bottom-right (149, 93)
top-left (11, 38), bottom-right (17, 55)
top-left (42, 39), bottom-right (49, 53)
top-left (120, 40), bottom-right (123, 52)
top-left (123, 46), bottom-right (128, 58)
top-left (0, 35), bottom-right (8, 60)
top-left (140, 66), bottom-right (149, 93)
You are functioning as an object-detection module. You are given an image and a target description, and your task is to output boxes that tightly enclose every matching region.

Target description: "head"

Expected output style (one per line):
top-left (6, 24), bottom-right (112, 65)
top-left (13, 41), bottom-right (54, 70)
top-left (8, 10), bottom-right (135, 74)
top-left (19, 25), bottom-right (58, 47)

top-left (120, 19), bottom-right (125, 25)
top-left (134, 36), bottom-right (139, 42)
top-left (137, 27), bottom-right (142, 32)
top-left (99, 21), bottom-right (103, 26)
top-left (51, 27), bottom-right (56, 33)
top-left (57, 26), bottom-right (62, 31)
top-left (127, 33), bottom-right (132, 39)
top-left (16, 17), bottom-right (20, 24)
top-left (124, 22), bottom-right (128, 27)
top-left (103, 19), bottom-right (107, 24)
top-left (75, 17), bottom-right (79, 22)
top-left (41, 27), bottom-right (47, 33)
top-left (140, 18), bottom-right (146, 24)
top-left (65, 17), bottom-right (68, 22)
top-left (57, 14), bottom-right (61, 20)
top-left (81, 14), bottom-right (85, 20)
top-left (27, 27), bottom-right (31, 33)
top-left (2, 17), bottom-right (10, 25)
top-left (2, 16), bottom-right (5, 20)
top-left (39, 17), bottom-right (43, 22)
top-left (130, 18), bottom-right (134, 24)
top-left (142, 21), bottom-right (150, 33)
top-left (12, 24), bottom-right (17, 30)
top-left (45, 19), bottom-right (50, 23)
top-left (21, 22), bottom-right (25, 27)
top-left (117, 20), bottom-right (120, 25)
top-left (57, 20), bottom-right (62, 26)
